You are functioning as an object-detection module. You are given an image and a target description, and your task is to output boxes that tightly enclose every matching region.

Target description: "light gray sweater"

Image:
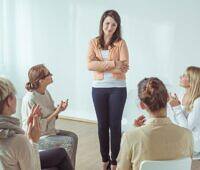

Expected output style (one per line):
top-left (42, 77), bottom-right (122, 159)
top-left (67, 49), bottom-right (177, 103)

top-left (21, 90), bottom-right (57, 136)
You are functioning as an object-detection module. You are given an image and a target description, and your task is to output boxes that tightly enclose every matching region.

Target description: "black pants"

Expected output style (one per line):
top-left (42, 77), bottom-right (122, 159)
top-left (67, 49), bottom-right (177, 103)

top-left (40, 147), bottom-right (74, 170)
top-left (92, 87), bottom-right (127, 165)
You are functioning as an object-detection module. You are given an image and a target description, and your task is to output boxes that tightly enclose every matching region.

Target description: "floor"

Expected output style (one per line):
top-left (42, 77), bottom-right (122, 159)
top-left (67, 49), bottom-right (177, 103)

top-left (56, 118), bottom-right (200, 170)
top-left (56, 118), bottom-right (101, 170)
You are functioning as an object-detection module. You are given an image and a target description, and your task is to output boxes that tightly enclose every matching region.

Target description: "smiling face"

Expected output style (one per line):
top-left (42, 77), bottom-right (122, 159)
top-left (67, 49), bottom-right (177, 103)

top-left (98, 10), bottom-right (121, 48)
top-left (102, 16), bottom-right (118, 37)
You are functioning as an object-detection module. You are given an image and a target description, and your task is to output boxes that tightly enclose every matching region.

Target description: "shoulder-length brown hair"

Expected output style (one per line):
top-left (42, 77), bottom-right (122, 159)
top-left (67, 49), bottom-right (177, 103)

top-left (98, 10), bottom-right (122, 49)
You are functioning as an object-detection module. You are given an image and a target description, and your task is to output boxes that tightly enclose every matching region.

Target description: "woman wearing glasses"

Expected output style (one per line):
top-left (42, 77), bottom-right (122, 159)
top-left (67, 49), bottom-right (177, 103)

top-left (21, 64), bottom-right (78, 168)
top-left (21, 64), bottom-right (68, 135)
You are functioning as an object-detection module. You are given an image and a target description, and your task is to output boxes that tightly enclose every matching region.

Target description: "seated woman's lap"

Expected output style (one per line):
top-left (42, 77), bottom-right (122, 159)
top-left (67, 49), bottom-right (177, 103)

top-left (40, 147), bottom-right (74, 170)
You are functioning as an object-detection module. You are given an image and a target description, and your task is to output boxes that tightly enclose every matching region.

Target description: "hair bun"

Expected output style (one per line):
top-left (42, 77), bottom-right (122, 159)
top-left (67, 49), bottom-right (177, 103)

top-left (25, 82), bottom-right (33, 91)
top-left (146, 79), bottom-right (160, 95)
top-left (138, 77), bottom-right (168, 112)
top-left (150, 80), bottom-right (159, 89)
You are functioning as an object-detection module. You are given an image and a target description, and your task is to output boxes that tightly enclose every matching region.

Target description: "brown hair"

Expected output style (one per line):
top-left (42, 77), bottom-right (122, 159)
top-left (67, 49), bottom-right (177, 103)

top-left (185, 66), bottom-right (200, 112)
top-left (25, 64), bottom-right (48, 91)
top-left (98, 10), bottom-right (121, 49)
top-left (0, 77), bottom-right (16, 114)
top-left (138, 77), bottom-right (168, 112)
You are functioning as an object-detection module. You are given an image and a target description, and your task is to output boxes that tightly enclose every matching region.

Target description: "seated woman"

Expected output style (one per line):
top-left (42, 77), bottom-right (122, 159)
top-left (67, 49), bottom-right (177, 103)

top-left (21, 64), bottom-right (78, 167)
top-left (0, 77), bottom-right (73, 170)
top-left (169, 66), bottom-right (200, 155)
top-left (117, 77), bottom-right (193, 170)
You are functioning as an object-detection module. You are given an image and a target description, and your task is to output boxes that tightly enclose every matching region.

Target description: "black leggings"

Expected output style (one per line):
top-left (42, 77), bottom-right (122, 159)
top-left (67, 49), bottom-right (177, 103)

top-left (92, 87), bottom-right (127, 165)
top-left (40, 147), bottom-right (74, 170)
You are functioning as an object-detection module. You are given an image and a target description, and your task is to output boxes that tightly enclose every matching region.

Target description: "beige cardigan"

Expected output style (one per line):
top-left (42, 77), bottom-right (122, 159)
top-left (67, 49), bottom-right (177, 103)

top-left (0, 134), bottom-right (41, 170)
top-left (117, 117), bottom-right (193, 170)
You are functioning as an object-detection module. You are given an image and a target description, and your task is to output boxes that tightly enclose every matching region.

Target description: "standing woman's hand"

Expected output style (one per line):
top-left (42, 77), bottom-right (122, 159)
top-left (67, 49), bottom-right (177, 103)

top-left (115, 61), bottom-right (129, 73)
top-left (115, 61), bottom-right (123, 70)
top-left (121, 61), bottom-right (129, 73)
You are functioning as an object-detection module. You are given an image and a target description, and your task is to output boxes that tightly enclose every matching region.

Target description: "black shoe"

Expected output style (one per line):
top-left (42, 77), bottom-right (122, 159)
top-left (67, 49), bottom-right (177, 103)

top-left (107, 160), bottom-right (111, 170)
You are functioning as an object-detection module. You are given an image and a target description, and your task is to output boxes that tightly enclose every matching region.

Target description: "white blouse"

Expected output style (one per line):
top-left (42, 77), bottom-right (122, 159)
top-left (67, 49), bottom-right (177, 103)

top-left (171, 97), bottom-right (200, 153)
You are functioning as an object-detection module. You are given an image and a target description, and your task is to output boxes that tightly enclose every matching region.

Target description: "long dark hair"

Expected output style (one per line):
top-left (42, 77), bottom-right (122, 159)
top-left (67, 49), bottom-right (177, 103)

top-left (98, 10), bottom-right (121, 49)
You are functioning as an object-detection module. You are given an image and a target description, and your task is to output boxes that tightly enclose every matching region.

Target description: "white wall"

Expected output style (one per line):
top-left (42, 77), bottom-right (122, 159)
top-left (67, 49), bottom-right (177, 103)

top-left (1, 0), bottom-right (200, 127)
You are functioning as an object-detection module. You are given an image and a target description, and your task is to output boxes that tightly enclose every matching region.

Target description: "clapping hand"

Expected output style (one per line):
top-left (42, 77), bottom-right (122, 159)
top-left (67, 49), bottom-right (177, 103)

top-left (134, 115), bottom-right (146, 127)
top-left (27, 104), bottom-right (41, 143)
top-left (27, 104), bottom-right (42, 125)
top-left (168, 93), bottom-right (181, 107)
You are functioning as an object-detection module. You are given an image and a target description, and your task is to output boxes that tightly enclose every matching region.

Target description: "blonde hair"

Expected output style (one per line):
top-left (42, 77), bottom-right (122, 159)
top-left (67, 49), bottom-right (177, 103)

top-left (0, 77), bottom-right (16, 114)
top-left (185, 66), bottom-right (200, 112)
top-left (0, 77), bottom-right (16, 102)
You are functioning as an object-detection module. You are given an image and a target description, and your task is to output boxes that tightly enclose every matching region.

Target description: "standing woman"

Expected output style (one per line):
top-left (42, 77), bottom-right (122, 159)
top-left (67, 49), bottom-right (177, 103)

top-left (87, 10), bottom-right (129, 170)
top-left (169, 66), bottom-right (200, 154)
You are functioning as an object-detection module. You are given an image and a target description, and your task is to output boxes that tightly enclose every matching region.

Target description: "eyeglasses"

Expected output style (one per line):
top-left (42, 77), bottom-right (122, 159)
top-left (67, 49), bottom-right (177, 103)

top-left (41, 72), bottom-right (52, 79)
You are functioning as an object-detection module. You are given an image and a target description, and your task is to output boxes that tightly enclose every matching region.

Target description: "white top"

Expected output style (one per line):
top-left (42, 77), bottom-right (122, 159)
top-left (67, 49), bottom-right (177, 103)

top-left (92, 50), bottom-right (126, 88)
top-left (0, 134), bottom-right (41, 170)
top-left (21, 90), bottom-right (57, 136)
top-left (171, 97), bottom-right (200, 153)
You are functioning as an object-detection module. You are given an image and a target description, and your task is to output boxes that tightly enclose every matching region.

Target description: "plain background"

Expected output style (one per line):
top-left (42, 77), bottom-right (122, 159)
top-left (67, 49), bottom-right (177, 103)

top-left (0, 0), bottom-right (200, 128)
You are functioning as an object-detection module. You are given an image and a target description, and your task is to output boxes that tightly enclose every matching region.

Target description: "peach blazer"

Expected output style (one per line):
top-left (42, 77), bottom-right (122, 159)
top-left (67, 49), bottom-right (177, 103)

top-left (87, 38), bottom-right (129, 80)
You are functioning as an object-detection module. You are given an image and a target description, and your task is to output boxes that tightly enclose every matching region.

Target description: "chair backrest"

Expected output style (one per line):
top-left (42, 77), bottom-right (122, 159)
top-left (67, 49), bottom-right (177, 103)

top-left (139, 157), bottom-right (192, 170)
top-left (193, 153), bottom-right (200, 160)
